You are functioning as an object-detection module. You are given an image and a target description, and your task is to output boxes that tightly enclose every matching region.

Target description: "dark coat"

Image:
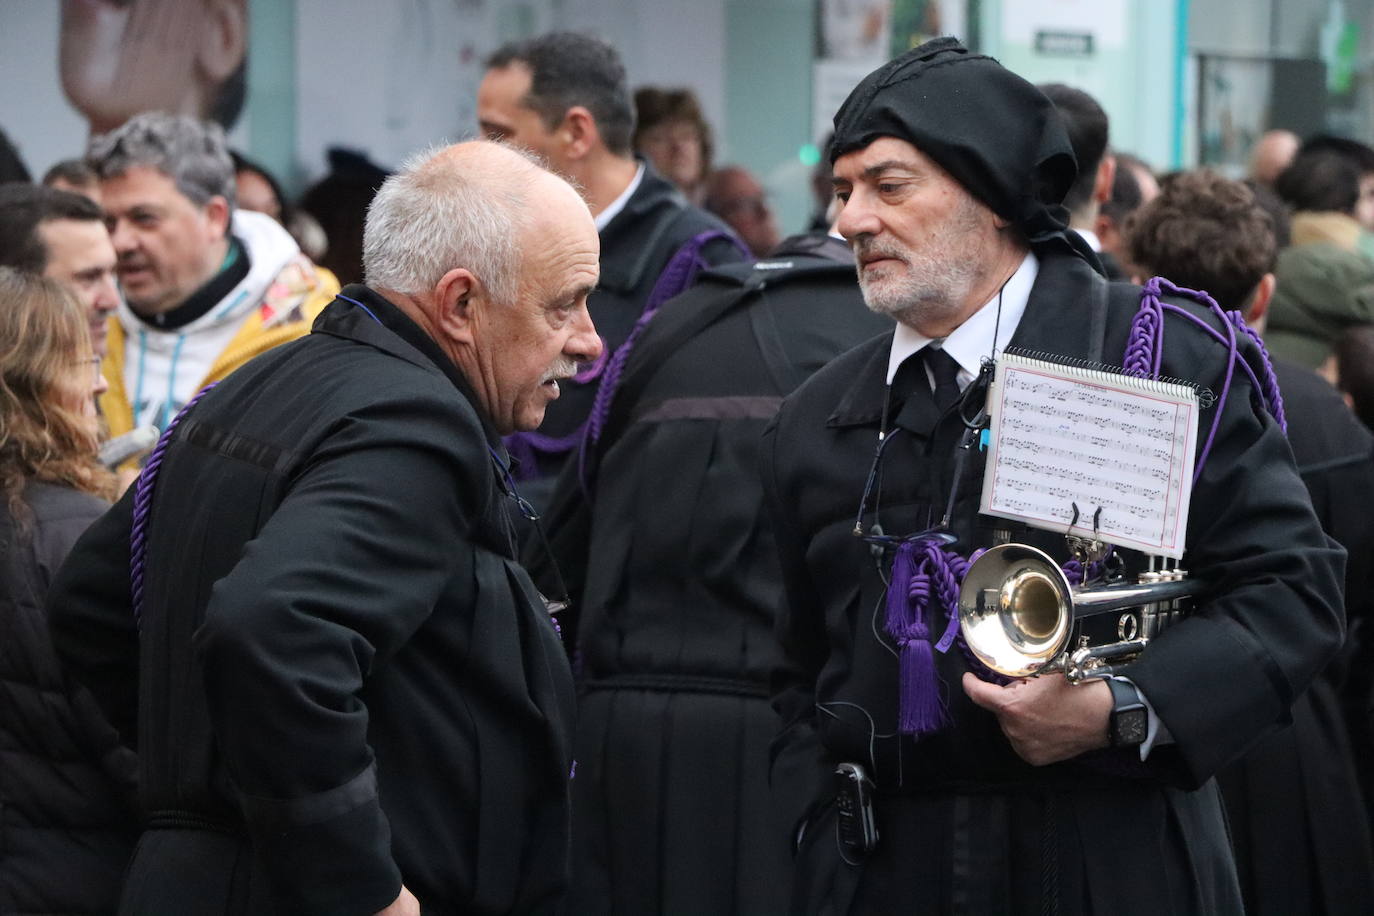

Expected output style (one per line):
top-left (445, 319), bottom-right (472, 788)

top-left (1, 482), bottom-right (137, 916)
top-left (533, 236), bottom-right (889, 915)
top-left (761, 250), bottom-right (1345, 915)
top-left (48, 286), bottom-right (576, 916)
top-left (516, 161), bottom-right (746, 494)
top-left (1216, 358), bottom-right (1374, 915)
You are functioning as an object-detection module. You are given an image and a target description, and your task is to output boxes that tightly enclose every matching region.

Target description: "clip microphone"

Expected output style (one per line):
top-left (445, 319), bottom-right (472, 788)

top-left (98, 425), bottom-right (160, 469)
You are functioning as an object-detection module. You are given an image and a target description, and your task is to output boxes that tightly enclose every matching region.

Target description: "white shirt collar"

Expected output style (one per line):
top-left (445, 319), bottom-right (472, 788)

top-left (885, 251), bottom-right (1039, 386)
top-left (594, 162), bottom-right (645, 231)
top-left (1075, 228), bottom-right (1103, 252)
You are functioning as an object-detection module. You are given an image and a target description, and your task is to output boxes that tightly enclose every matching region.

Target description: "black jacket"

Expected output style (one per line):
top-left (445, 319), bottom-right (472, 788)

top-left (48, 286), bottom-right (576, 916)
top-left (1, 482), bottom-right (137, 916)
top-left (762, 250), bottom-right (1345, 914)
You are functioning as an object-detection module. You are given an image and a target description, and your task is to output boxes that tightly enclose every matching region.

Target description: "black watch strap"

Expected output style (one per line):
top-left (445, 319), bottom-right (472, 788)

top-left (1107, 678), bottom-right (1148, 748)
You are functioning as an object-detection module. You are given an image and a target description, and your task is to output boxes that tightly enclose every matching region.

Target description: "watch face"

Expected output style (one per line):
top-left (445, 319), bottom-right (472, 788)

top-left (1115, 708), bottom-right (1148, 746)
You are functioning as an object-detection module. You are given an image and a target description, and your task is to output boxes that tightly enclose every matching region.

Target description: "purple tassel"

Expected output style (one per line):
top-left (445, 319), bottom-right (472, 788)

top-left (897, 636), bottom-right (945, 735)
top-left (885, 541), bottom-right (948, 736)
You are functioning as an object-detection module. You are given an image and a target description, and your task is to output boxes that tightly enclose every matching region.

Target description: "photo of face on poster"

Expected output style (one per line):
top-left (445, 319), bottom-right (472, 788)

top-left (59, 0), bottom-right (249, 134)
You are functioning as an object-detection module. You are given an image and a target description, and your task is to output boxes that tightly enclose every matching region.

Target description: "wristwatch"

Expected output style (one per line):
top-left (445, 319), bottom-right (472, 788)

top-left (1107, 678), bottom-right (1148, 748)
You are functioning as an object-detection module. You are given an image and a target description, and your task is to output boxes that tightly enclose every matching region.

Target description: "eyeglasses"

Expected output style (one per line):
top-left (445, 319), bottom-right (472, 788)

top-left (487, 446), bottom-right (573, 627)
top-left (76, 355), bottom-right (103, 386)
top-left (852, 362), bottom-right (995, 555)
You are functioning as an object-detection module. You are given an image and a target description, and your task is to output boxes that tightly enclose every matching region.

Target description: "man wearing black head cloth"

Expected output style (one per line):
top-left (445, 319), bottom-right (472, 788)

top-left (762, 38), bottom-right (1343, 914)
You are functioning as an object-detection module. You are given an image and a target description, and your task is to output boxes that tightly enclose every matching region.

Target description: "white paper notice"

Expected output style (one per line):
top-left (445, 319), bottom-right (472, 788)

top-left (980, 353), bottom-right (1198, 558)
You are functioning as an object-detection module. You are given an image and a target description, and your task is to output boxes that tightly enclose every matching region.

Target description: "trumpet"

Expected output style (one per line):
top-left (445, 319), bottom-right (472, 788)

top-left (957, 543), bottom-right (1198, 683)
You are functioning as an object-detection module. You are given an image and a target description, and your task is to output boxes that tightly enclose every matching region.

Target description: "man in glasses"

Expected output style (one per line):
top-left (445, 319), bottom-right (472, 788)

top-left (762, 38), bottom-right (1343, 914)
top-left (50, 141), bottom-right (599, 915)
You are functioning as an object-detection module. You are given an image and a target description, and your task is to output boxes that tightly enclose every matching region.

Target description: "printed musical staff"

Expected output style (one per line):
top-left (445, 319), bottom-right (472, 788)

top-left (979, 355), bottom-right (1198, 558)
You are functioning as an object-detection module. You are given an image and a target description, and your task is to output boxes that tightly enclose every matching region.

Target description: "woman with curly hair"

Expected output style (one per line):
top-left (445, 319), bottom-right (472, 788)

top-left (0, 267), bottom-right (137, 915)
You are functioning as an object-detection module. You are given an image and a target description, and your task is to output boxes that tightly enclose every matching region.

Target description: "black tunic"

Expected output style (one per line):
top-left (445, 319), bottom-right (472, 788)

top-left (762, 251), bottom-right (1345, 914)
top-left (533, 238), bottom-right (891, 915)
top-left (48, 286), bottom-right (576, 916)
top-left (1216, 358), bottom-right (1374, 915)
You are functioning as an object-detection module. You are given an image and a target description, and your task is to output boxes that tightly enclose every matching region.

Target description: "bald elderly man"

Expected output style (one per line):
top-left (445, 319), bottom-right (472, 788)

top-left (1249, 128), bottom-right (1300, 187)
top-left (50, 142), bottom-right (599, 916)
top-left (763, 38), bottom-right (1342, 915)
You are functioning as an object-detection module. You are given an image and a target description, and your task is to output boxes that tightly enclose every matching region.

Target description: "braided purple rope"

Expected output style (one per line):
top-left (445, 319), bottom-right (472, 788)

top-left (585, 230), bottom-right (744, 448)
top-left (572, 340), bottom-right (609, 384)
top-left (1229, 313), bottom-right (1287, 433)
top-left (1128, 277), bottom-right (1287, 483)
top-left (129, 383), bottom-right (217, 630)
top-left (577, 229), bottom-right (748, 493)
top-left (501, 425), bottom-right (589, 481)
top-left (1061, 548), bottom-right (1113, 587)
top-left (1123, 282), bottom-right (1165, 380)
top-left (886, 539), bottom-right (1025, 736)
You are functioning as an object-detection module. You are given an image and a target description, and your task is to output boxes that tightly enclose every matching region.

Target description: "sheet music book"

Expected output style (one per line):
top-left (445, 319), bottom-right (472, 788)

top-left (980, 351), bottom-right (1198, 559)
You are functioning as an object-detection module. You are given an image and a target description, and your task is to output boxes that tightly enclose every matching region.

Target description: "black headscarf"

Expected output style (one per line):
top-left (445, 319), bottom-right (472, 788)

top-left (830, 37), bottom-right (1092, 261)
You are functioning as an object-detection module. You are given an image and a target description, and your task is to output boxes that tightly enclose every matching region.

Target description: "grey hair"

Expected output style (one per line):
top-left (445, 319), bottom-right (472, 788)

top-left (363, 144), bottom-right (537, 303)
top-left (87, 112), bottom-right (236, 209)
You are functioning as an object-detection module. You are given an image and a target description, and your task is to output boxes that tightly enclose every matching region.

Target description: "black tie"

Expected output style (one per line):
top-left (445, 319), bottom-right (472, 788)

top-left (924, 347), bottom-right (963, 413)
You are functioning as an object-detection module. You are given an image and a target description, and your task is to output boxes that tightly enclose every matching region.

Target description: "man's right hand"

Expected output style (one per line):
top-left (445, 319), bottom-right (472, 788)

top-left (374, 886), bottom-right (420, 916)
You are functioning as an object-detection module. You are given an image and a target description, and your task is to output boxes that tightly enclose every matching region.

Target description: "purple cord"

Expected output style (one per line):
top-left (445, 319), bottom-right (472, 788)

top-left (576, 229), bottom-right (748, 494)
top-left (130, 383), bottom-right (218, 630)
top-left (1128, 277), bottom-right (1287, 484)
top-left (886, 537), bottom-right (1032, 737)
top-left (1229, 314), bottom-right (1287, 432)
top-left (572, 341), bottom-right (609, 384)
top-left (502, 230), bottom-right (746, 483)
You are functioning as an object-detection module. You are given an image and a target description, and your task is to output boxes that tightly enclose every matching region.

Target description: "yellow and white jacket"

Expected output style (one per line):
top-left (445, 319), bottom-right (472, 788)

top-left (100, 210), bottom-right (339, 438)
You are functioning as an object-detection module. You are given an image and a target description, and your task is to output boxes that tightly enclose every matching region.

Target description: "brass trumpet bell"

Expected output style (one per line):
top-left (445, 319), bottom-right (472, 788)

top-left (958, 544), bottom-right (1073, 677)
top-left (958, 542), bottom-right (1197, 682)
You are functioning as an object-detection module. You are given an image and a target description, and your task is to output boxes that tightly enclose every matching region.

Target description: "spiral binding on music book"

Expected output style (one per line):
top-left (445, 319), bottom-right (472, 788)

top-left (1001, 347), bottom-right (1216, 408)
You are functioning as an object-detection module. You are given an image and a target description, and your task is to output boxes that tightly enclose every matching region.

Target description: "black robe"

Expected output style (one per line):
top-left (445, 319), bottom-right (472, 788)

top-left (532, 238), bottom-right (891, 915)
top-left (514, 161), bottom-right (745, 504)
top-left (48, 286), bottom-right (576, 916)
top-left (1216, 359), bottom-right (1374, 915)
top-left (761, 250), bottom-right (1345, 915)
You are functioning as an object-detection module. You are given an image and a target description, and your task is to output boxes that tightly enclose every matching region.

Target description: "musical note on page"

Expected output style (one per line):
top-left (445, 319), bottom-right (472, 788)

top-left (979, 353), bottom-right (1198, 558)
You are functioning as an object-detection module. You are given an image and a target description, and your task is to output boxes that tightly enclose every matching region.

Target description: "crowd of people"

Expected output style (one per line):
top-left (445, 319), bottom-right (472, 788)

top-left (1, 26), bottom-right (1373, 916)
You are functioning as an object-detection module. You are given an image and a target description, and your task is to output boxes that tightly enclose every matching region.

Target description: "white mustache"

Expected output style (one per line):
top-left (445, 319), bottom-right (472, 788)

top-left (853, 240), bottom-right (906, 263)
top-left (541, 357), bottom-right (580, 384)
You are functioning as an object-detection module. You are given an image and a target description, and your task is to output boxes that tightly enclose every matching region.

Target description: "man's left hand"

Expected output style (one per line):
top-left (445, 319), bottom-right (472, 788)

top-left (962, 672), bottom-right (1112, 766)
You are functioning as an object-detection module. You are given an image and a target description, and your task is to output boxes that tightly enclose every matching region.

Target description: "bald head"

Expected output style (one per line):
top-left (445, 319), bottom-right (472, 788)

top-left (1249, 130), bottom-right (1300, 187)
top-left (704, 166), bottom-right (779, 257)
top-left (363, 140), bottom-right (582, 303)
top-left (361, 140), bottom-right (601, 433)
